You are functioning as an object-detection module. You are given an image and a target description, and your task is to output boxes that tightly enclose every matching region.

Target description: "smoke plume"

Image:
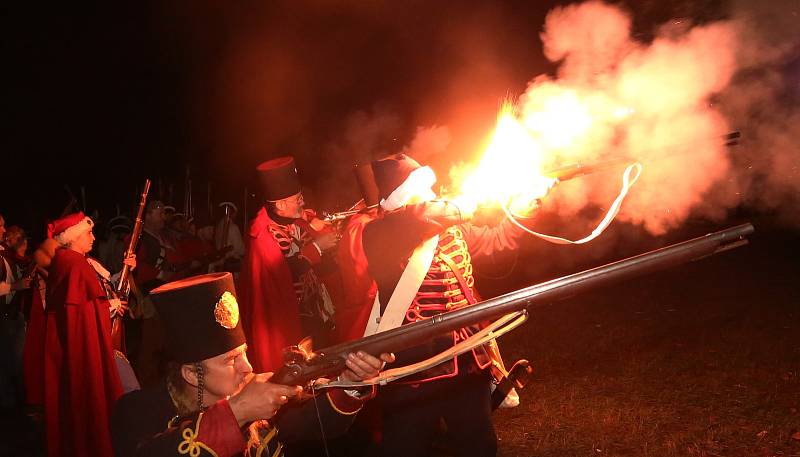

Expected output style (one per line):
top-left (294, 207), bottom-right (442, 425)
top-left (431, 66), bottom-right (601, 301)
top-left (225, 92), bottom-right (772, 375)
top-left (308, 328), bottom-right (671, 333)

top-left (452, 0), bottom-right (799, 235)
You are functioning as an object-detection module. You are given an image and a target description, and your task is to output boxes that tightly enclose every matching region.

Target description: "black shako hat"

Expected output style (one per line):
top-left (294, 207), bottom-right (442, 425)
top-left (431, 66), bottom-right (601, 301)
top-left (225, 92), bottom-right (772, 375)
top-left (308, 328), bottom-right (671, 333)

top-left (257, 156), bottom-right (302, 201)
top-left (371, 153), bottom-right (422, 200)
top-left (353, 162), bottom-right (380, 206)
top-left (151, 272), bottom-right (246, 364)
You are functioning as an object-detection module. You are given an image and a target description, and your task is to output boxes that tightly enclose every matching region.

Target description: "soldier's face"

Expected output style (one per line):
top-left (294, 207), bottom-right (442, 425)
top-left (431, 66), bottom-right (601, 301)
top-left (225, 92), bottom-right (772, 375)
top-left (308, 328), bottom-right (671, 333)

top-left (276, 192), bottom-right (305, 219)
top-left (199, 344), bottom-right (253, 403)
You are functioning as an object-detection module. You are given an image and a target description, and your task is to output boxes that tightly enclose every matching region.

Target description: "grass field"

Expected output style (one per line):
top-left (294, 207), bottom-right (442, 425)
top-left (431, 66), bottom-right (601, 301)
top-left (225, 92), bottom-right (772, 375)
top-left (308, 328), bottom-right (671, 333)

top-left (492, 221), bottom-right (799, 456)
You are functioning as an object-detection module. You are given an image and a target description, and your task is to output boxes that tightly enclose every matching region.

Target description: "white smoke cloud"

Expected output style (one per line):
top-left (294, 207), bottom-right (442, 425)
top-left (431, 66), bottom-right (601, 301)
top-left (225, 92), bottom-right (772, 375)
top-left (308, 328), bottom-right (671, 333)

top-left (504, 0), bottom-right (799, 235)
top-left (716, 0), bottom-right (800, 226)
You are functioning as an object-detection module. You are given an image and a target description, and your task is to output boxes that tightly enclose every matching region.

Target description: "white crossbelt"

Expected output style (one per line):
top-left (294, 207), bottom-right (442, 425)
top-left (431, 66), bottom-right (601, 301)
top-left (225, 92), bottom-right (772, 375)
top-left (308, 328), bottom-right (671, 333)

top-left (362, 235), bottom-right (439, 337)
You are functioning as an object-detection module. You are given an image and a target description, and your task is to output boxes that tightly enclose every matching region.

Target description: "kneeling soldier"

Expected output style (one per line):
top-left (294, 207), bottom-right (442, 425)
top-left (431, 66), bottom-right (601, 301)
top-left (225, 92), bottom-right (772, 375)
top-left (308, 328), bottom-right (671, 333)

top-left (111, 272), bottom-right (392, 457)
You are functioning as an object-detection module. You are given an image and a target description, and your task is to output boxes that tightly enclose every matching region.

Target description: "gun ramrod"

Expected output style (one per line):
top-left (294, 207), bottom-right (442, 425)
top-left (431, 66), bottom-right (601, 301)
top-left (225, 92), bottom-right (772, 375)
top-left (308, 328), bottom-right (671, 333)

top-left (272, 223), bottom-right (754, 386)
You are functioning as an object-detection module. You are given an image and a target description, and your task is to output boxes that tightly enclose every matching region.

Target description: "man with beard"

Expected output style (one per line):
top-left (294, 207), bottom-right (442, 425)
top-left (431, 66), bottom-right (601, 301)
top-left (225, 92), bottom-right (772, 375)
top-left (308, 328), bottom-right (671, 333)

top-left (239, 156), bottom-right (338, 372)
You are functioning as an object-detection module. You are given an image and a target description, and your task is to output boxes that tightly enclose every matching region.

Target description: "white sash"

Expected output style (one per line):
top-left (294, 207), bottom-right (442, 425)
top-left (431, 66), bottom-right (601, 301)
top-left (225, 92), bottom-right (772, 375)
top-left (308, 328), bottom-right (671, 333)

top-left (363, 235), bottom-right (439, 337)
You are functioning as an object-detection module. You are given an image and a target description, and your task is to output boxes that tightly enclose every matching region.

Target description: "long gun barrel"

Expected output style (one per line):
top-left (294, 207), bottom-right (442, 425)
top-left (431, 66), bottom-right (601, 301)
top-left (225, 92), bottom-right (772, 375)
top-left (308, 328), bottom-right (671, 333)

top-left (545, 156), bottom-right (634, 182)
top-left (272, 223), bottom-right (754, 385)
top-left (322, 204), bottom-right (380, 223)
top-left (545, 131), bottom-right (741, 183)
top-left (116, 179), bottom-right (151, 293)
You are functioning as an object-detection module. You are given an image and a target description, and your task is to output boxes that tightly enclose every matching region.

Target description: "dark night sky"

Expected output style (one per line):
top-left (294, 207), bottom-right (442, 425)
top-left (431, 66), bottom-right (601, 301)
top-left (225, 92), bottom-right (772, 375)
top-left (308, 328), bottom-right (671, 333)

top-left (2, 0), bottom-right (746, 239)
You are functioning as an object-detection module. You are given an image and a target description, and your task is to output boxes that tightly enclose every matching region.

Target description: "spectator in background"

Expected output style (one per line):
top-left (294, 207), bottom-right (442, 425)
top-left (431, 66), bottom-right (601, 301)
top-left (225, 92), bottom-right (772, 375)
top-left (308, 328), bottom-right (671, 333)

top-left (42, 212), bottom-right (137, 457)
top-left (213, 201), bottom-right (245, 277)
top-left (98, 215), bottom-right (132, 275)
top-left (0, 216), bottom-right (32, 412)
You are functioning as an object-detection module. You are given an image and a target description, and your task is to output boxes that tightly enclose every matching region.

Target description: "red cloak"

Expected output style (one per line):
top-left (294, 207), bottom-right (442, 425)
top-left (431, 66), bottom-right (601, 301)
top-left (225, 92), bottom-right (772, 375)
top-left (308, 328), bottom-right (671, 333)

top-left (333, 210), bottom-right (379, 343)
top-left (22, 276), bottom-right (46, 407)
top-left (44, 248), bottom-right (123, 457)
top-left (239, 207), bottom-right (302, 372)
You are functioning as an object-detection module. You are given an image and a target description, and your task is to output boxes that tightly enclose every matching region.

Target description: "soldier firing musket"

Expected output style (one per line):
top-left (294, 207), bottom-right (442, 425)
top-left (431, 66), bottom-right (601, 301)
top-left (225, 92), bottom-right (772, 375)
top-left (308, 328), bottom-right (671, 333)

top-left (323, 98), bottom-right (742, 455)
top-left (273, 223), bottom-right (754, 387)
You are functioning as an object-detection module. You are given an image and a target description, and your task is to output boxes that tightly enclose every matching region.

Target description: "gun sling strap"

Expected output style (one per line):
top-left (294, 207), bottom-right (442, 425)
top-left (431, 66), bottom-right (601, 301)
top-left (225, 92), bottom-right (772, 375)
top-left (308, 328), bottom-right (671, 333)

top-left (363, 234), bottom-right (439, 337)
top-left (317, 309), bottom-right (528, 389)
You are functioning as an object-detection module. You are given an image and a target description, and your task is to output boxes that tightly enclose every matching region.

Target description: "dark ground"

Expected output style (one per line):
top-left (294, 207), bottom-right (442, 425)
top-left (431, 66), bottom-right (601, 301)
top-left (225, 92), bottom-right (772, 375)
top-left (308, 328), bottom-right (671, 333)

top-left (492, 216), bottom-right (800, 456)
top-left (1, 214), bottom-right (797, 457)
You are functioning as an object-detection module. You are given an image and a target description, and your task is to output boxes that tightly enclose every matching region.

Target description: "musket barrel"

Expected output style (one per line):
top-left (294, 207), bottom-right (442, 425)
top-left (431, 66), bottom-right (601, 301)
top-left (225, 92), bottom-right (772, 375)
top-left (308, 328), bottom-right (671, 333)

top-left (116, 179), bottom-right (151, 293)
top-left (272, 223), bottom-right (754, 385)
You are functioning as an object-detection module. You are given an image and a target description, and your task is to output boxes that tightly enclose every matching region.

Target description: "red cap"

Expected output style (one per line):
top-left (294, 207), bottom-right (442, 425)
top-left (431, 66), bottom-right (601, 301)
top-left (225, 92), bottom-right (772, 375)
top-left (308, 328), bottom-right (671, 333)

top-left (48, 212), bottom-right (88, 238)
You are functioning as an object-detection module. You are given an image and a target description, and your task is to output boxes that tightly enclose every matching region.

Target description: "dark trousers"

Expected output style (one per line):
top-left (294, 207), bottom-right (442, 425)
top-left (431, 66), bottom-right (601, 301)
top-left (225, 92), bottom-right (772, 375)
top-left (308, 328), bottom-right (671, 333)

top-left (377, 361), bottom-right (497, 457)
top-left (0, 313), bottom-right (26, 410)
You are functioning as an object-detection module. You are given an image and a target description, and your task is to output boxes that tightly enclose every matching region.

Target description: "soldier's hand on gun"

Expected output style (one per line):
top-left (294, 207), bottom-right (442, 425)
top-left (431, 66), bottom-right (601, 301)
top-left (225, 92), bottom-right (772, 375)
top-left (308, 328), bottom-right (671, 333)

top-left (108, 298), bottom-right (129, 317)
top-left (313, 232), bottom-right (338, 252)
top-left (309, 217), bottom-right (331, 232)
top-left (123, 254), bottom-right (137, 271)
top-left (339, 351), bottom-right (396, 382)
top-left (228, 372), bottom-right (303, 426)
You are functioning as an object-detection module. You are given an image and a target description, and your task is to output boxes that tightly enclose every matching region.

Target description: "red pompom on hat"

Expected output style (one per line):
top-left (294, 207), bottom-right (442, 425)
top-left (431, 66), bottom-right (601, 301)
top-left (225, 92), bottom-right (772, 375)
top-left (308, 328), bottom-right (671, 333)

top-left (48, 212), bottom-right (94, 245)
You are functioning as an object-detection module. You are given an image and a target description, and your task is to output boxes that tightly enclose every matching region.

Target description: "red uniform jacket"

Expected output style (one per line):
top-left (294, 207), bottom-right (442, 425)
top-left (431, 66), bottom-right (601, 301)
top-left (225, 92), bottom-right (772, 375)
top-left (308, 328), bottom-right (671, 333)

top-left (239, 207), bottom-right (303, 372)
top-left (333, 210), bottom-right (379, 342)
top-left (44, 248), bottom-right (123, 457)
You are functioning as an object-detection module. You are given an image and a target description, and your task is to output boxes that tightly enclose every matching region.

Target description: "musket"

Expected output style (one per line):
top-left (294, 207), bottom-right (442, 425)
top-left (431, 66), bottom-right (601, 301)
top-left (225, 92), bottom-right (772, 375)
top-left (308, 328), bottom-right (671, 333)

top-left (220, 203), bottom-right (232, 249)
top-left (545, 156), bottom-right (634, 182)
top-left (183, 167), bottom-right (192, 219)
top-left (321, 204), bottom-right (379, 223)
top-left (116, 179), bottom-right (151, 294)
top-left (60, 185), bottom-right (80, 217)
top-left (545, 130), bottom-right (741, 183)
top-left (272, 223), bottom-right (754, 385)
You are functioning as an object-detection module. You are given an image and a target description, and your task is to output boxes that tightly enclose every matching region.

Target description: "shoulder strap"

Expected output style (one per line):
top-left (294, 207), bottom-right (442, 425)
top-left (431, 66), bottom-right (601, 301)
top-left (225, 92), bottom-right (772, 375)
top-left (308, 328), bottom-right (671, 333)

top-left (363, 235), bottom-right (439, 336)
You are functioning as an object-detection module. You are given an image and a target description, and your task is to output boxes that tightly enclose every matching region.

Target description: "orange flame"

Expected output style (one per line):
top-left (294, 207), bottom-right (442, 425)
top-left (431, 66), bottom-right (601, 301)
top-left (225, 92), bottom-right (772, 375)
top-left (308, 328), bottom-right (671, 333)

top-left (451, 86), bottom-right (638, 215)
top-left (452, 103), bottom-right (557, 213)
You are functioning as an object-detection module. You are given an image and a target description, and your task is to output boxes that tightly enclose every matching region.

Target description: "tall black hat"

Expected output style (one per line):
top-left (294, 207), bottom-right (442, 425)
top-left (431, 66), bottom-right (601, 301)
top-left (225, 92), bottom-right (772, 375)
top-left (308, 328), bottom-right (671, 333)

top-left (150, 272), bottom-right (246, 364)
top-left (371, 153), bottom-right (422, 200)
top-left (257, 156), bottom-right (301, 201)
top-left (353, 163), bottom-right (380, 206)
